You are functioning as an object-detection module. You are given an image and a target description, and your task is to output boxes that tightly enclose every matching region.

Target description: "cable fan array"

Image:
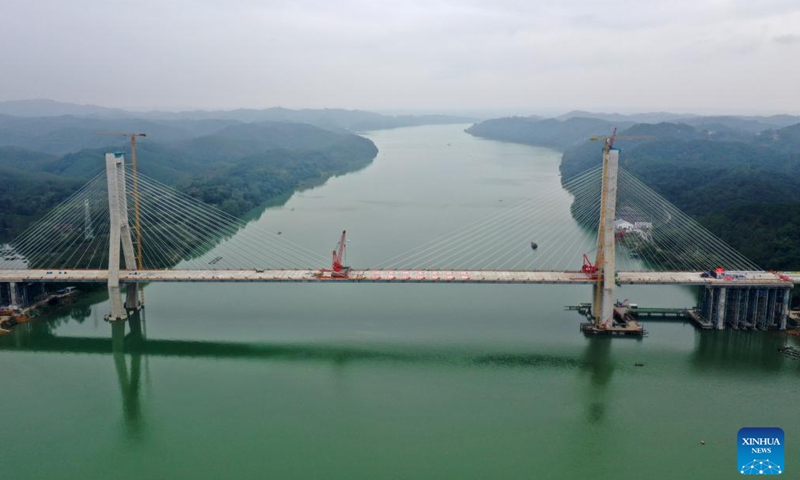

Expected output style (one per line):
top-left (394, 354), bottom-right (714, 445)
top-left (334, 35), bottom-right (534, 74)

top-left (613, 169), bottom-right (760, 272)
top-left (2, 168), bottom-right (327, 271)
top-left (2, 172), bottom-right (111, 270)
top-left (131, 172), bottom-right (326, 270)
top-left (1, 162), bottom-right (761, 274)
top-left (376, 167), bottom-right (602, 271)
top-left (375, 165), bottom-right (760, 272)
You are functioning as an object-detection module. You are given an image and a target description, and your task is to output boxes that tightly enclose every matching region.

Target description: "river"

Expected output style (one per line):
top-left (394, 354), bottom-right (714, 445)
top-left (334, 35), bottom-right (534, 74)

top-left (1, 124), bottom-right (798, 479)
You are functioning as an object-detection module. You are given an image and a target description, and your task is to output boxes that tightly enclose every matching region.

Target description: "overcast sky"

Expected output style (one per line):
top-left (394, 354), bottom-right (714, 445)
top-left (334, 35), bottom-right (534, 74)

top-left (2, 0), bottom-right (799, 115)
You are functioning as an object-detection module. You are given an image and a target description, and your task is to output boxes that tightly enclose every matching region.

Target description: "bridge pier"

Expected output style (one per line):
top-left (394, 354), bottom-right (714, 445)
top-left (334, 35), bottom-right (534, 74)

top-left (779, 289), bottom-right (790, 330)
top-left (105, 152), bottom-right (140, 322)
top-left (125, 285), bottom-right (139, 311)
top-left (2, 282), bottom-right (40, 310)
top-left (715, 287), bottom-right (726, 330)
top-left (9, 282), bottom-right (20, 308)
top-left (700, 285), bottom-right (792, 330)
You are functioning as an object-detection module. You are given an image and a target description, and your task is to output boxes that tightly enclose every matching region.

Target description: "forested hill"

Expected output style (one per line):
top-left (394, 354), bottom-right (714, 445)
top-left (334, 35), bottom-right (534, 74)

top-left (467, 116), bottom-right (800, 271)
top-left (560, 122), bottom-right (800, 214)
top-left (0, 121), bottom-right (377, 241)
top-left (464, 116), bottom-right (634, 150)
top-left (0, 100), bottom-right (476, 134)
top-left (562, 122), bottom-right (800, 269)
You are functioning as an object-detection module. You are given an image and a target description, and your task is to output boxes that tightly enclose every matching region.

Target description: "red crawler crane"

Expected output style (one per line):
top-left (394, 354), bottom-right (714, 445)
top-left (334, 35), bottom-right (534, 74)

top-left (582, 254), bottom-right (597, 276)
top-left (331, 230), bottom-right (349, 277)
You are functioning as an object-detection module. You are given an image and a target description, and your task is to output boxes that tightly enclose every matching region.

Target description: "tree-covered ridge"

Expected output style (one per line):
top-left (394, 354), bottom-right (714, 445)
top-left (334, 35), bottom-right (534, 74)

top-left (0, 101), bottom-right (476, 153)
top-left (0, 121), bottom-right (378, 241)
top-left (183, 134), bottom-right (377, 216)
top-left (465, 116), bottom-right (635, 150)
top-left (562, 123), bottom-right (800, 270)
top-left (701, 204), bottom-right (800, 272)
top-left (560, 123), bottom-right (800, 213)
top-left (467, 117), bottom-right (800, 271)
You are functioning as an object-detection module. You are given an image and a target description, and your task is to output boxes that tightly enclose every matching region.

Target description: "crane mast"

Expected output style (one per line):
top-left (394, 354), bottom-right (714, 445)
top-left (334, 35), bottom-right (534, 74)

top-left (129, 133), bottom-right (146, 270)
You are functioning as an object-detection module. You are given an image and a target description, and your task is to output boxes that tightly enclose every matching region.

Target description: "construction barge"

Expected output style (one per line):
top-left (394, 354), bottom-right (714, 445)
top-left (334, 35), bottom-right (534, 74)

top-left (569, 302), bottom-right (720, 336)
top-left (571, 302), bottom-right (647, 337)
top-left (632, 307), bottom-right (714, 330)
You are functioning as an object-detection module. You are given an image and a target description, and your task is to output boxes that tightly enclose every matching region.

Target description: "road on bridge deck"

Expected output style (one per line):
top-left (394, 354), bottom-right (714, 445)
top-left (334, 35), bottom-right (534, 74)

top-left (0, 269), bottom-right (796, 286)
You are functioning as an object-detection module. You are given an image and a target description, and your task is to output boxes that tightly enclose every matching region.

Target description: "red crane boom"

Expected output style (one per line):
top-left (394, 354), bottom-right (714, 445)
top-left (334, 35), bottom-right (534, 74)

top-left (332, 230), bottom-right (347, 273)
top-left (582, 254), bottom-right (597, 276)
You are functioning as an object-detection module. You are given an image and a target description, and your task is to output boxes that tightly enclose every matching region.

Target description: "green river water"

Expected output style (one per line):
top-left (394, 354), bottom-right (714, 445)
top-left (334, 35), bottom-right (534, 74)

top-left (1, 124), bottom-right (798, 479)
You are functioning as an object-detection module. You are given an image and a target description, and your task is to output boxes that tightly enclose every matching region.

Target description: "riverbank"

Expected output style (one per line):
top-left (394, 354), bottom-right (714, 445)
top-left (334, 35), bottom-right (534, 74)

top-left (0, 288), bottom-right (80, 335)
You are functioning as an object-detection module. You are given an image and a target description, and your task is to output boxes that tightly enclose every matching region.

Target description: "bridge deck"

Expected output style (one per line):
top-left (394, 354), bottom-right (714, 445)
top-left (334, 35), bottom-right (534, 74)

top-left (0, 269), bottom-right (795, 286)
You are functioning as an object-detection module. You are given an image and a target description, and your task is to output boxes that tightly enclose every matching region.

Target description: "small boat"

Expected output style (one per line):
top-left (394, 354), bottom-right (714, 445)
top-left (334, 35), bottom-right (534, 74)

top-left (530, 242), bottom-right (538, 250)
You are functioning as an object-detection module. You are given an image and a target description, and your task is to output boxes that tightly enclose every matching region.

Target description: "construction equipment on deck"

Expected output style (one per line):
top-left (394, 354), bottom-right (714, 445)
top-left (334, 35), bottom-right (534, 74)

top-left (331, 230), bottom-right (349, 277)
top-left (582, 254), bottom-right (597, 276)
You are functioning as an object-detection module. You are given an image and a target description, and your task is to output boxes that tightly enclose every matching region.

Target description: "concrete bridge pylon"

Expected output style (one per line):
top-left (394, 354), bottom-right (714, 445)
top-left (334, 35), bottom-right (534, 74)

top-left (105, 152), bottom-right (140, 321)
top-left (593, 148), bottom-right (619, 327)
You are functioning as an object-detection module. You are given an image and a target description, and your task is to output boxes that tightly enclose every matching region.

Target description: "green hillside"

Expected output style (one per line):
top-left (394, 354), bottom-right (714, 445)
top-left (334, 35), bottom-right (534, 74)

top-left (465, 116), bottom-right (634, 150)
top-left (0, 121), bottom-right (378, 241)
top-left (468, 116), bottom-right (800, 271)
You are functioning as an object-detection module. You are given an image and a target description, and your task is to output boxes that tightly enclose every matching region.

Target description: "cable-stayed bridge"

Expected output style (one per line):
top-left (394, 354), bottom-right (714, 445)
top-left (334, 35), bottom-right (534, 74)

top-left (1, 148), bottom-right (796, 333)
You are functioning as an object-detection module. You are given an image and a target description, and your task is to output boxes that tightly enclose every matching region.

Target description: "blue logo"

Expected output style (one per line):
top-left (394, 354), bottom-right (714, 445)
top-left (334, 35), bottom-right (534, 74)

top-left (738, 427), bottom-right (784, 475)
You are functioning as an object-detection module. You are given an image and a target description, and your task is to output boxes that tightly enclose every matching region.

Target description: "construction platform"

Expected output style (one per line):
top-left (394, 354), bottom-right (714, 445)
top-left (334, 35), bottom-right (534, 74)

top-left (631, 307), bottom-right (714, 330)
top-left (684, 309), bottom-right (714, 330)
top-left (632, 307), bottom-right (689, 318)
top-left (580, 320), bottom-right (645, 337)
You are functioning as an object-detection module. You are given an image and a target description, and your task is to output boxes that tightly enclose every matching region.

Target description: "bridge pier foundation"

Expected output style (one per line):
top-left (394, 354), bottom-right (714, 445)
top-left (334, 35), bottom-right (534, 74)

top-left (125, 284), bottom-right (140, 312)
top-left (779, 289), bottom-right (790, 330)
top-left (715, 287), bottom-right (727, 330)
top-left (700, 285), bottom-right (792, 330)
top-left (9, 282), bottom-right (20, 308)
top-left (107, 288), bottom-right (127, 322)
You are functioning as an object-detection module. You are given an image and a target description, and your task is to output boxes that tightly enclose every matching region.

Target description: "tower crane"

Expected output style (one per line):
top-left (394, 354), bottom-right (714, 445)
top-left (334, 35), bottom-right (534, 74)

top-left (589, 127), bottom-right (653, 151)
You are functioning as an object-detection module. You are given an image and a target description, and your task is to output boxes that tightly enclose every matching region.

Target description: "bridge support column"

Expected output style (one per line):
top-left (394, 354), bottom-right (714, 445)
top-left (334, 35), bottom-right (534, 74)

top-left (125, 285), bottom-right (139, 311)
top-left (750, 290), bottom-right (759, 328)
top-left (779, 288), bottom-right (790, 330)
top-left (105, 152), bottom-right (139, 322)
top-left (9, 282), bottom-right (19, 308)
top-left (701, 287), bottom-right (713, 323)
top-left (715, 287), bottom-right (727, 330)
top-left (758, 289), bottom-right (769, 330)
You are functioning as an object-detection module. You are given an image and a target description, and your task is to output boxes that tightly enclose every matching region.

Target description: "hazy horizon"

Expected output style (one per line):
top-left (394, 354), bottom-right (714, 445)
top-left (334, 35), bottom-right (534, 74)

top-left (3, 0), bottom-right (799, 115)
top-left (4, 98), bottom-right (799, 120)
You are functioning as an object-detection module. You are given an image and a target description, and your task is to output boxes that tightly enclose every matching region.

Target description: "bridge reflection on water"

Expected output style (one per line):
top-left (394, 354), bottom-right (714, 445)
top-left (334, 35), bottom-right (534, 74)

top-left (1, 311), bottom-right (796, 442)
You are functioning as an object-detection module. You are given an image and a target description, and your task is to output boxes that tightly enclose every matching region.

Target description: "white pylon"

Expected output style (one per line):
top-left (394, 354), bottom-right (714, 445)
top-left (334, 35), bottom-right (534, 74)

top-left (594, 149), bottom-right (619, 326)
top-left (105, 152), bottom-right (139, 321)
